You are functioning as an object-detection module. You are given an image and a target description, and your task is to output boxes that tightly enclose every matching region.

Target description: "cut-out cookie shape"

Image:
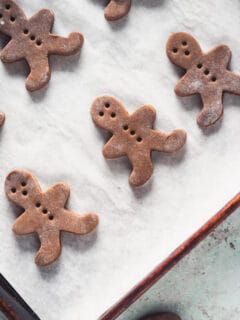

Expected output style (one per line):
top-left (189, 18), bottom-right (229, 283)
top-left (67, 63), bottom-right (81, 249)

top-left (0, 112), bottom-right (5, 127)
top-left (91, 96), bottom-right (187, 187)
top-left (5, 169), bottom-right (99, 266)
top-left (0, 0), bottom-right (84, 91)
top-left (166, 32), bottom-right (240, 127)
top-left (141, 313), bottom-right (181, 320)
top-left (104, 0), bottom-right (131, 21)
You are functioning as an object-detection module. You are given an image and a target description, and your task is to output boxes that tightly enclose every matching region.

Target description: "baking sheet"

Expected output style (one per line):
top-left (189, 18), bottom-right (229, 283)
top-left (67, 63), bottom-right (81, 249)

top-left (0, 0), bottom-right (240, 319)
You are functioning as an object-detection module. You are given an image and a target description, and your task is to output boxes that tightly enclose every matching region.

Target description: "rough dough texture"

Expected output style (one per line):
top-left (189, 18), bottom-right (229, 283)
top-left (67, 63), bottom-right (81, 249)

top-left (166, 32), bottom-right (240, 127)
top-left (0, 0), bottom-right (84, 91)
top-left (104, 0), bottom-right (131, 21)
top-left (141, 313), bottom-right (181, 320)
top-left (5, 169), bottom-right (99, 266)
top-left (91, 95), bottom-right (187, 187)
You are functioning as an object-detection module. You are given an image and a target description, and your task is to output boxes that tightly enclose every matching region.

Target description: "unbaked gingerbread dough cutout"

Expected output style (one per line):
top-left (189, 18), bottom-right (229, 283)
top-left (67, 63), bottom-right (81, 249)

top-left (5, 169), bottom-right (99, 266)
top-left (166, 32), bottom-right (240, 127)
top-left (104, 0), bottom-right (131, 21)
top-left (91, 96), bottom-right (187, 187)
top-left (0, 0), bottom-right (84, 91)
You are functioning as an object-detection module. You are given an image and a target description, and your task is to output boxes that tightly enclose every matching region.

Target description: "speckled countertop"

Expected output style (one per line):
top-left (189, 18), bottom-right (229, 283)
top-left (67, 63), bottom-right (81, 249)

top-left (0, 0), bottom-right (240, 319)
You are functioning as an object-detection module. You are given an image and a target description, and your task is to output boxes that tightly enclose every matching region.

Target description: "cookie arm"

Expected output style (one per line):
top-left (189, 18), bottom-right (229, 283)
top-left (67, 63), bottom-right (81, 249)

top-left (223, 71), bottom-right (240, 95)
top-left (175, 72), bottom-right (199, 96)
top-left (198, 90), bottom-right (223, 127)
top-left (59, 210), bottom-right (99, 234)
top-left (12, 211), bottom-right (38, 235)
top-left (130, 105), bottom-right (156, 129)
top-left (28, 9), bottom-right (54, 33)
top-left (104, 0), bottom-right (132, 21)
top-left (128, 151), bottom-right (153, 187)
top-left (208, 45), bottom-right (231, 69)
top-left (35, 229), bottom-right (61, 266)
top-left (151, 129), bottom-right (187, 152)
top-left (103, 135), bottom-right (127, 158)
top-left (47, 33), bottom-right (84, 55)
top-left (25, 53), bottom-right (50, 91)
top-left (0, 40), bottom-right (25, 63)
top-left (44, 183), bottom-right (70, 209)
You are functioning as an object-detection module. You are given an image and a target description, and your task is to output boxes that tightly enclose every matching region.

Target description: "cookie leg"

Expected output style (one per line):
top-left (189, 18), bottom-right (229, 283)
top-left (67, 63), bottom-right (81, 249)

top-left (60, 211), bottom-right (99, 235)
top-left (26, 55), bottom-right (50, 91)
top-left (128, 152), bottom-right (153, 187)
top-left (151, 130), bottom-right (187, 153)
top-left (105, 0), bottom-right (131, 21)
top-left (48, 33), bottom-right (84, 56)
top-left (35, 229), bottom-right (61, 266)
top-left (198, 91), bottom-right (223, 127)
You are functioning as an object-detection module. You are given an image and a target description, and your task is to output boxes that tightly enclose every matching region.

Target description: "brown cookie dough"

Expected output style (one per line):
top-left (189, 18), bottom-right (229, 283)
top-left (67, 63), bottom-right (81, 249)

top-left (91, 96), bottom-right (187, 187)
top-left (5, 169), bottom-right (99, 266)
top-left (166, 32), bottom-right (240, 127)
top-left (141, 313), bottom-right (181, 320)
top-left (104, 0), bottom-right (131, 21)
top-left (0, 0), bottom-right (84, 91)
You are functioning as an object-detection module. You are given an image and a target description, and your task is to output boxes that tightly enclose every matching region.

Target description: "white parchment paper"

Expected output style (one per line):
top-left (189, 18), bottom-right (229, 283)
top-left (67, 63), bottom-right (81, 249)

top-left (0, 0), bottom-right (240, 319)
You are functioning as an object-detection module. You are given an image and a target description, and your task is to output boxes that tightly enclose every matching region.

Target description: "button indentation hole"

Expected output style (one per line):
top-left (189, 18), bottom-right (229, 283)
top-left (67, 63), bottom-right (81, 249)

top-left (111, 112), bottom-right (116, 118)
top-left (184, 50), bottom-right (190, 56)
top-left (10, 16), bottom-right (15, 22)
top-left (30, 35), bottom-right (36, 41)
top-left (42, 209), bottom-right (48, 214)
top-left (48, 215), bottom-right (54, 220)
top-left (172, 47), bottom-right (178, 53)
top-left (5, 4), bottom-right (10, 10)
top-left (99, 111), bottom-right (104, 116)
top-left (36, 202), bottom-right (41, 208)
top-left (104, 102), bottom-right (110, 108)
top-left (22, 190), bottom-right (28, 196)
top-left (123, 125), bottom-right (128, 131)
top-left (11, 188), bottom-right (16, 193)
top-left (211, 76), bottom-right (217, 82)
top-left (130, 130), bottom-right (135, 135)
top-left (137, 137), bottom-right (142, 142)
top-left (197, 63), bottom-right (202, 69)
top-left (0, 14), bottom-right (3, 19)
top-left (36, 39), bottom-right (42, 46)
top-left (23, 29), bottom-right (29, 34)
top-left (204, 69), bottom-right (209, 75)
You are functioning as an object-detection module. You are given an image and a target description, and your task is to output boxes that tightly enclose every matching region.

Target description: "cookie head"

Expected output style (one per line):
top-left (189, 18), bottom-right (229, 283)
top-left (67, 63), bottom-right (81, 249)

top-left (5, 169), bottom-right (41, 207)
top-left (166, 32), bottom-right (202, 69)
top-left (91, 96), bottom-right (129, 133)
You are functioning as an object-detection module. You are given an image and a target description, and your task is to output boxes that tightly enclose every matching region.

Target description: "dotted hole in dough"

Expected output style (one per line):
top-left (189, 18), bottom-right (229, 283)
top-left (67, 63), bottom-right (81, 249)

top-left (23, 29), bottom-right (29, 35)
top-left (197, 63), bottom-right (202, 69)
top-left (104, 102), bottom-right (110, 108)
top-left (36, 202), bottom-right (41, 208)
top-left (123, 125), bottom-right (128, 131)
top-left (30, 35), bottom-right (36, 41)
top-left (48, 215), bottom-right (54, 220)
top-left (172, 48), bottom-right (178, 53)
top-left (211, 76), bottom-right (217, 82)
top-left (21, 182), bottom-right (26, 187)
top-left (204, 69), bottom-right (210, 75)
top-left (182, 41), bottom-right (187, 46)
top-left (99, 111), bottom-right (104, 116)
top-left (137, 137), bottom-right (142, 142)
top-left (111, 112), bottom-right (116, 118)
top-left (22, 190), bottom-right (28, 196)
top-left (36, 39), bottom-right (42, 46)
top-left (5, 4), bottom-right (10, 10)
top-left (184, 50), bottom-right (190, 56)
top-left (0, 14), bottom-right (3, 19)
top-left (130, 130), bottom-right (135, 135)
top-left (42, 209), bottom-right (48, 214)
top-left (11, 187), bottom-right (16, 193)
top-left (10, 16), bottom-right (15, 22)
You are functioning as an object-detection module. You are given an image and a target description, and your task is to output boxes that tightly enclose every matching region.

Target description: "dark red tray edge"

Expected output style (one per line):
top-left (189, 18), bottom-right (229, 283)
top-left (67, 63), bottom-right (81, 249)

top-left (99, 192), bottom-right (240, 320)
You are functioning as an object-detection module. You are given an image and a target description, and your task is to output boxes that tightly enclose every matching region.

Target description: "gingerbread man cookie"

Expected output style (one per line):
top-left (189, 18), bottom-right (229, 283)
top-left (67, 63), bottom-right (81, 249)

top-left (141, 313), bottom-right (181, 320)
top-left (0, 0), bottom-right (84, 91)
top-left (104, 0), bottom-right (131, 21)
top-left (0, 112), bottom-right (5, 127)
top-left (91, 96), bottom-right (187, 187)
top-left (166, 32), bottom-right (240, 127)
top-left (5, 169), bottom-right (99, 266)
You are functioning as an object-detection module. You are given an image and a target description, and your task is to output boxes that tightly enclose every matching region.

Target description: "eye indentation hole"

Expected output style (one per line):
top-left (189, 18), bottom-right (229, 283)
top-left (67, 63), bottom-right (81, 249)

top-left (48, 215), bottom-right (54, 220)
top-left (197, 63), bottom-right (202, 69)
top-left (42, 209), bottom-right (48, 214)
top-left (182, 41), bottom-right (187, 46)
top-left (137, 137), bottom-right (142, 142)
top-left (10, 16), bottom-right (15, 22)
top-left (23, 29), bottom-right (29, 34)
top-left (184, 50), bottom-right (190, 56)
top-left (36, 39), bottom-right (42, 46)
top-left (0, 14), bottom-right (3, 19)
top-left (104, 102), bottom-right (110, 108)
top-left (22, 190), bottom-right (28, 196)
top-left (172, 48), bottom-right (178, 53)
top-left (99, 111), bottom-right (104, 116)
top-left (30, 35), bottom-right (36, 41)
top-left (21, 182), bottom-right (26, 187)
top-left (11, 188), bottom-right (16, 193)
top-left (111, 112), bottom-right (116, 118)
top-left (204, 69), bottom-right (210, 75)
top-left (130, 130), bottom-right (135, 135)
top-left (36, 202), bottom-right (41, 208)
top-left (211, 76), bottom-right (217, 82)
top-left (123, 125), bottom-right (128, 131)
top-left (5, 4), bottom-right (10, 10)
